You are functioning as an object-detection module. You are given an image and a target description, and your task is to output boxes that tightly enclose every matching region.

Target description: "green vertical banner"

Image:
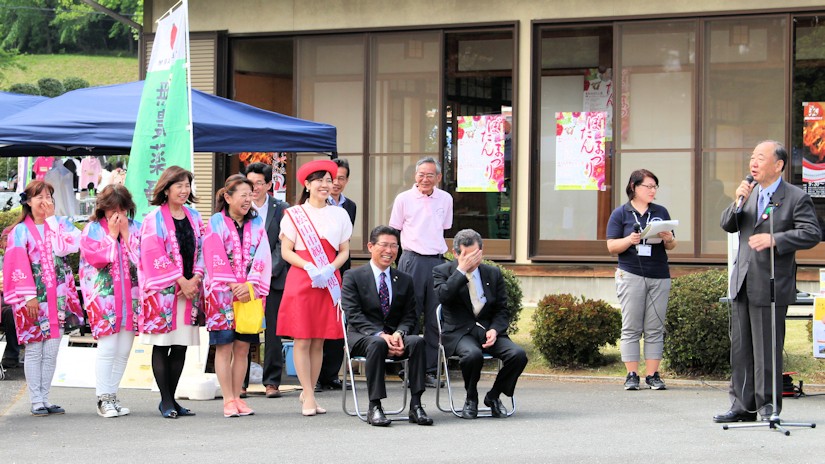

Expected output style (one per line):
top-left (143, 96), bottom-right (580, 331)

top-left (126, 0), bottom-right (192, 219)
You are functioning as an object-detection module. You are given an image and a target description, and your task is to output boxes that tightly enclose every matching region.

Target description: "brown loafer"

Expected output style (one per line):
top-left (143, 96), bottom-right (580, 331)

top-left (265, 385), bottom-right (282, 398)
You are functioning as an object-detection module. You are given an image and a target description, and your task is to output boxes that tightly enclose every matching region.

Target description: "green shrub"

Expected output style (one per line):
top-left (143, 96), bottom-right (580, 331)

top-left (531, 293), bottom-right (621, 367)
top-left (62, 77), bottom-right (89, 92)
top-left (663, 269), bottom-right (730, 376)
top-left (7, 83), bottom-right (40, 95)
top-left (37, 77), bottom-right (65, 97)
top-left (443, 252), bottom-right (524, 334)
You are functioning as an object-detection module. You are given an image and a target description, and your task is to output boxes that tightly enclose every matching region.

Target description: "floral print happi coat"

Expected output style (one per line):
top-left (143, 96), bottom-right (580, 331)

top-left (202, 212), bottom-right (271, 331)
top-left (79, 218), bottom-right (141, 339)
top-left (2, 216), bottom-right (83, 344)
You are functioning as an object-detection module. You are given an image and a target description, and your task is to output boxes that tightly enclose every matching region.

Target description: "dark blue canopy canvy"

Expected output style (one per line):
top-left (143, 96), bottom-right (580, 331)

top-left (0, 91), bottom-right (48, 120)
top-left (0, 81), bottom-right (337, 155)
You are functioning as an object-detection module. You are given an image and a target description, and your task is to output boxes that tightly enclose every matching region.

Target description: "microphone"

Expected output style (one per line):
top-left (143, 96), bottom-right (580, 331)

top-left (734, 174), bottom-right (755, 213)
top-left (633, 223), bottom-right (641, 234)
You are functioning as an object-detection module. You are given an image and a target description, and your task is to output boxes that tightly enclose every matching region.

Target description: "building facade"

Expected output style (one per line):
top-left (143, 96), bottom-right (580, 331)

top-left (143, 0), bottom-right (825, 302)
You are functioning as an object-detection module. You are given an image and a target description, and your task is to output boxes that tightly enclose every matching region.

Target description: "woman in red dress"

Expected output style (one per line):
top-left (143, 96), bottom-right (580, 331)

top-left (277, 160), bottom-right (352, 416)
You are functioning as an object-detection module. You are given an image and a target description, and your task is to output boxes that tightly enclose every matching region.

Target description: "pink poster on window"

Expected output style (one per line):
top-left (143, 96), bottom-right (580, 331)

top-left (554, 111), bottom-right (606, 191)
top-left (456, 115), bottom-right (506, 192)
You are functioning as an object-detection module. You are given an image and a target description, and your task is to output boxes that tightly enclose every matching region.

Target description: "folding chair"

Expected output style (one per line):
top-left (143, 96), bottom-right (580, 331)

top-left (340, 311), bottom-right (409, 422)
top-left (434, 304), bottom-right (516, 417)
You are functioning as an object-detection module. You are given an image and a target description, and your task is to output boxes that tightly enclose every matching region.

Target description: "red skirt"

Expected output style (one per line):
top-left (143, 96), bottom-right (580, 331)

top-left (276, 239), bottom-right (344, 339)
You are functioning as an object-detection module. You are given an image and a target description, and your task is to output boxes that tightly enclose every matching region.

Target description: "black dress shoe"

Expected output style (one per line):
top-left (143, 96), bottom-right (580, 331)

top-left (461, 399), bottom-right (478, 419)
top-left (319, 379), bottom-right (351, 391)
top-left (367, 404), bottom-right (391, 427)
top-left (408, 405), bottom-right (434, 425)
top-left (712, 410), bottom-right (757, 423)
top-left (425, 373), bottom-right (444, 388)
top-left (484, 395), bottom-right (507, 418)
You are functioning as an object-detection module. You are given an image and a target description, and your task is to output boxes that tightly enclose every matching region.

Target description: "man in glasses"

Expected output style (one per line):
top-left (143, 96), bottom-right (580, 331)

top-left (243, 162), bottom-right (290, 399)
top-left (389, 157), bottom-right (454, 388)
top-left (342, 225), bottom-right (432, 426)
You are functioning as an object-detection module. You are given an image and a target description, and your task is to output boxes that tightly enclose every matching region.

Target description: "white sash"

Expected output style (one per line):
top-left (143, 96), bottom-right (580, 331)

top-left (286, 205), bottom-right (342, 307)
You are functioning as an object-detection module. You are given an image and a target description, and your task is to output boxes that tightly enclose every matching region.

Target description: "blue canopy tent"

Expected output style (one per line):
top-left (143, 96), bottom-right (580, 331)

top-left (0, 81), bottom-right (337, 155)
top-left (0, 91), bottom-right (48, 120)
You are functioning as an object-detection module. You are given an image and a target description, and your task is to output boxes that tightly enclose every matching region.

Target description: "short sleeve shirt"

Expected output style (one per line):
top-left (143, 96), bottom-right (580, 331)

top-left (606, 202), bottom-right (672, 279)
top-left (388, 186), bottom-right (453, 255)
top-left (279, 203), bottom-right (353, 251)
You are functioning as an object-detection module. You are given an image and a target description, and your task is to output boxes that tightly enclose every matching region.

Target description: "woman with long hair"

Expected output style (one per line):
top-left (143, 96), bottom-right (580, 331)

top-left (203, 174), bottom-right (271, 418)
top-left (79, 184), bottom-right (141, 418)
top-left (277, 160), bottom-right (351, 416)
top-left (138, 166), bottom-right (205, 419)
top-left (606, 169), bottom-right (677, 391)
top-left (2, 180), bottom-right (83, 416)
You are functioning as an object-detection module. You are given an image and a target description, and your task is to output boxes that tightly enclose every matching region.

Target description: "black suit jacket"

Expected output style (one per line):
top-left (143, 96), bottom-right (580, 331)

top-left (433, 260), bottom-right (509, 357)
top-left (721, 180), bottom-right (819, 306)
top-left (342, 263), bottom-right (418, 345)
top-left (336, 197), bottom-right (357, 274)
top-left (261, 195), bottom-right (289, 290)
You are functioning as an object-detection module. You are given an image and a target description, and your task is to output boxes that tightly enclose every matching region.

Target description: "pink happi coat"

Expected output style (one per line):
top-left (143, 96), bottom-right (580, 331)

top-left (79, 217), bottom-right (141, 339)
top-left (2, 216), bottom-right (83, 344)
top-left (137, 204), bottom-right (205, 334)
top-left (202, 212), bottom-right (271, 331)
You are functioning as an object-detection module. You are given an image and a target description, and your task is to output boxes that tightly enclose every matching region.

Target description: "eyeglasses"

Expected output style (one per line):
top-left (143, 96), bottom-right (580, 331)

top-left (335, 176), bottom-right (348, 183)
top-left (374, 242), bottom-right (399, 250)
top-left (252, 181), bottom-right (269, 187)
top-left (416, 173), bottom-right (437, 180)
top-left (639, 184), bottom-right (659, 190)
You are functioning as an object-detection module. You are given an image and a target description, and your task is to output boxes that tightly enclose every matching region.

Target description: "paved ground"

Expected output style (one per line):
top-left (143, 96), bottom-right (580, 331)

top-left (1, 366), bottom-right (823, 463)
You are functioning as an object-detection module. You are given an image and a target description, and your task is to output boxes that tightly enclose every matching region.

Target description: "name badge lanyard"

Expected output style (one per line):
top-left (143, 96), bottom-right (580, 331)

top-left (631, 211), bottom-right (651, 245)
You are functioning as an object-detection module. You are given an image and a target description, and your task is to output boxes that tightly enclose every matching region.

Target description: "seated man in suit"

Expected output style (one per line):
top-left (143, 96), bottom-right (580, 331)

top-left (342, 225), bottom-right (433, 427)
top-left (434, 229), bottom-right (528, 419)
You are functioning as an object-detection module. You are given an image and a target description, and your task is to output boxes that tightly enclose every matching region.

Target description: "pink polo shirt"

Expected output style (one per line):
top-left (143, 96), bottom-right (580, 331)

top-left (389, 185), bottom-right (453, 255)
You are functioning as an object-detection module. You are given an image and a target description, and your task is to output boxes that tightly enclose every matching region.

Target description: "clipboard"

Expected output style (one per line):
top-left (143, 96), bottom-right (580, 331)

top-left (640, 220), bottom-right (679, 243)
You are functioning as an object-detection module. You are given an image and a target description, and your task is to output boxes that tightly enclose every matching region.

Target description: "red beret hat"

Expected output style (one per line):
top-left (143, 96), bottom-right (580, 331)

top-left (296, 159), bottom-right (338, 186)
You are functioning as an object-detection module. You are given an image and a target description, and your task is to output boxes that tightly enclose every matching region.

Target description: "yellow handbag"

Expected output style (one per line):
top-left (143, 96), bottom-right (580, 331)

top-left (233, 282), bottom-right (264, 334)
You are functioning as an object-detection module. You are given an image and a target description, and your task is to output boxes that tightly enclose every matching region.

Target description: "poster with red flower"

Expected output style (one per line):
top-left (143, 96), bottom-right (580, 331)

top-left (456, 115), bottom-right (506, 192)
top-left (555, 111), bottom-right (606, 191)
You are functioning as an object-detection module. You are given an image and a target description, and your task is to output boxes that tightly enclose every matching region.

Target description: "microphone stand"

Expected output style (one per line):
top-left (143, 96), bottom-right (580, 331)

top-left (724, 203), bottom-right (816, 435)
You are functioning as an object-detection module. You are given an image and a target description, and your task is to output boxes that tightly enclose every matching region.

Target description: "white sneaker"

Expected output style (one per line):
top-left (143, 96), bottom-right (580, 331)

top-left (97, 394), bottom-right (118, 418)
top-left (111, 394), bottom-right (130, 416)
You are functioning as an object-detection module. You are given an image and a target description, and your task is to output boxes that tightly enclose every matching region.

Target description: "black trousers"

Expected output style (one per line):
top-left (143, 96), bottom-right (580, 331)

top-left (349, 334), bottom-right (425, 402)
top-left (2, 306), bottom-right (20, 363)
top-left (454, 334), bottom-right (527, 400)
top-left (319, 264), bottom-right (349, 385)
top-left (397, 252), bottom-right (443, 374)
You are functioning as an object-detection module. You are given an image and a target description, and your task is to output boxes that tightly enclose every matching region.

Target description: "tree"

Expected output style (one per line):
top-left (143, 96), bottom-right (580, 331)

top-left (0, 0), bottom-right (57, 54)
top-left (0, 0), bottom-right (142, 54)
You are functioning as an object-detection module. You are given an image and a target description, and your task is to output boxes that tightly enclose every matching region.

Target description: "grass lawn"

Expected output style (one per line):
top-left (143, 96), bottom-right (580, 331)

top-left (512, 307), bottom-right (825, 385)
top-left (1, 54), bottom-right (138, 89)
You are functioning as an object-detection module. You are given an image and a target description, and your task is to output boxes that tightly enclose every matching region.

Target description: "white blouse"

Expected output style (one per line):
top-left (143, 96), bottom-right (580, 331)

top-left (280, 202), bottom-right (353, 251)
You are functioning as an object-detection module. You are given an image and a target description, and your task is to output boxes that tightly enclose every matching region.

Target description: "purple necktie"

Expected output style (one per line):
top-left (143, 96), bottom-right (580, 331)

top-left (379, 272), bottom-right (390, 317)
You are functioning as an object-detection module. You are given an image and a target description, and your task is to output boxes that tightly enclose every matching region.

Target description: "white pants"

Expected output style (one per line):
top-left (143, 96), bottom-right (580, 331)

top-left (24, 329), bottom-right (63, 405)
top-left (95, 330), bottom-right (134, 396)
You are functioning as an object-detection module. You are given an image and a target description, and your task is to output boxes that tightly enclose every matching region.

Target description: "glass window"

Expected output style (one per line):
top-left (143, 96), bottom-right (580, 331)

top-left (535, 26), bottom-right (613, 251)
top-left (619, 21), bottom-right (695, 150)
top-left (792, 16), bottom-right (825, 257)
top-left (614, 21), bottom-right (696, 255)
top-left (702, 16), bottom-right (787, 255)
top-left (297, 35), bottom-right (365, 154)
top-left (443, 30), bottom-right (514, 249)
top-left (370, 32), bottom-right (440, 154)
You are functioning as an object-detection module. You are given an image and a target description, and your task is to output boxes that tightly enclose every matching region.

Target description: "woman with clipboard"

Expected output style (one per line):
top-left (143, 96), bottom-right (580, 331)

top-left (606, 169), bottom-right (677, 391)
